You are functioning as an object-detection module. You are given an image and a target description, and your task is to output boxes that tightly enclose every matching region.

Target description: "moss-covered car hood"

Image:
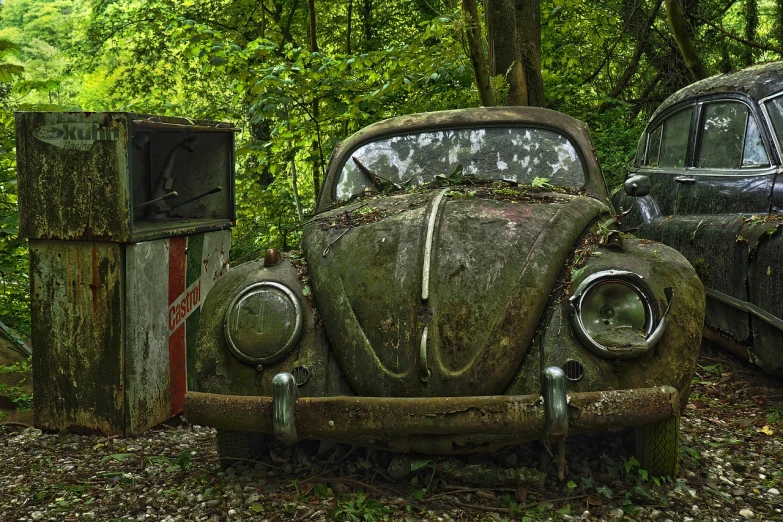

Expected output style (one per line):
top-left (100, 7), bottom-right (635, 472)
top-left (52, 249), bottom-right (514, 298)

top-left (302, 188), bottom-right (609, 397)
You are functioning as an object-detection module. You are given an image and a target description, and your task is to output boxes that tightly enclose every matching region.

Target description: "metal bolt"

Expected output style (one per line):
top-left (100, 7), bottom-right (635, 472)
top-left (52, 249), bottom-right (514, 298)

top-left (256, 364), bottom-right (264, 372)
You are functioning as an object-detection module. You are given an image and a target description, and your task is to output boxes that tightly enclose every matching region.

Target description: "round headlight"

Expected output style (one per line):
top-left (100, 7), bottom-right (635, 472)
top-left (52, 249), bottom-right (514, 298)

top-left (224, 282), bottom-right (303, 365)
top-left (569, 270), bottom-right (656, 358)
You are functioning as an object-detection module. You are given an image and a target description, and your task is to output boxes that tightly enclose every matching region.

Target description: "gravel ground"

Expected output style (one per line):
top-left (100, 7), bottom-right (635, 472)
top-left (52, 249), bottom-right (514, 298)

top-left (1, 342), bottom-right (782, 522)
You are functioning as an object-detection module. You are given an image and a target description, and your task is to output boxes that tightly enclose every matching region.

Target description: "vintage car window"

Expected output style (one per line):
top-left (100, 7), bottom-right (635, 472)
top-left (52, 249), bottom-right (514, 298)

top-left (764, 93), bottom-right (783, 150)
top-left (644, 126), bottom-right (662, 167)
top-left (335, 127), bottom-right (586, 200)
top-left (698, 101), bottom-right (768, 169)
top-left (742, 117), bottom-right (769, 167)
top-left (658, 107), bottom-right (692, 168)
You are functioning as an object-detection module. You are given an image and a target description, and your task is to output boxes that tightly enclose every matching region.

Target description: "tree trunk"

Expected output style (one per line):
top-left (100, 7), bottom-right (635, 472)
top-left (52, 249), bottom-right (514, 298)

top-left (462, 0), bottom-right (497, 106)
top-left (362, 0), bottom-right (374, 50)
top-left (486, 0), bottom-right (527, 105)
top-left (778, 0), bottom-right (783, 55)
top-left (516, 0), bottom-right (545, 106)
top-left (664, 0), bottom-right (707, 81)
top-left (745, 0), bottom-right (758, 66)
top-left (347, 0), bottom-right (353, 53)
top-left (308, 0), bottom-right (321, 199)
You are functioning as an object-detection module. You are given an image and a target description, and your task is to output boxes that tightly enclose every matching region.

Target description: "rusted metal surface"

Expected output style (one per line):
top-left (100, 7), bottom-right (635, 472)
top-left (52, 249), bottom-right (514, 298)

top-left (125, 240), bottom-right (171, 435)
top-left (568, 386), bottom-right (678, 431)
top-left (185, 385), bottom-right (677, 452)
top-left (649, 61), bottom-right (783, 122)
top-left (17, 112), bottom-right (132, 241)
top-left (30, 240), bottom-right (126, 434)
top-left (16, 112), bottom-right (236, 243)
top-left (301, 193), bottom-right (608, 398)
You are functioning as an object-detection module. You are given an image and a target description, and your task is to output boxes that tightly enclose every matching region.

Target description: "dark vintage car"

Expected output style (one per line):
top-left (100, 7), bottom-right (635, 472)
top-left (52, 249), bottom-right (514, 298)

top-left (614, 61), bottom-right (783, 374)
top-left (185, 107), bottom-right (705, 477)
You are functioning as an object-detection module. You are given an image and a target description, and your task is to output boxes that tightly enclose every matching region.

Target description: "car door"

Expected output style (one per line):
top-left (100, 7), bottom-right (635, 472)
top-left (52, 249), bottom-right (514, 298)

top-left (659, 96), bottom-right (777, 347)
top-left (745, 92), bottom-right (783, 372)
top-left (623, 103), bottom-right (696, 241)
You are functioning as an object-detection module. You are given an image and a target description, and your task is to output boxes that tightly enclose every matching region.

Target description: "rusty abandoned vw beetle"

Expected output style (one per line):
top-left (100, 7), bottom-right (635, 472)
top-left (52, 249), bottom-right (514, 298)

top-left (185, 107), bottom-right (705, 477)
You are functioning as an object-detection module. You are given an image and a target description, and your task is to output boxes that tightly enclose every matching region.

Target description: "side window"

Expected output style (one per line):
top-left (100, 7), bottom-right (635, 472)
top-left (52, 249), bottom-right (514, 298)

top-left (644, 126), bottom-right (662, 167)
top-left (698, 101), bottom-right (769, 169)
top-left (659, 107), bottom-right (692, 168)
top-left (762, 93), bottom-right (783, 152)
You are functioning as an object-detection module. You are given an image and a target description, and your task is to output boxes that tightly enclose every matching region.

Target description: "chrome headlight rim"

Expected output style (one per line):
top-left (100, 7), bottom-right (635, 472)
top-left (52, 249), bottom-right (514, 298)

top-left (223, 281), bottom-right (304, 366)
top-left (568, 269), bottom-right (659, 359)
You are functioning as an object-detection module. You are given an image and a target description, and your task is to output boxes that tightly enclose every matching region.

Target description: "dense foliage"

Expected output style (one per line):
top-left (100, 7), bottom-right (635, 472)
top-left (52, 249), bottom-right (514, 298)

top-left (0, 0), bottom-right (781, 333)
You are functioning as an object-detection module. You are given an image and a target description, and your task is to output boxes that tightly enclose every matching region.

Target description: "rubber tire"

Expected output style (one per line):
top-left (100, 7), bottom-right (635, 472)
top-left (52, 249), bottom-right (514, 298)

top-left (215, 429), bottom-right (268, 468)
top-left (635, 416), bottom-right (680, 478)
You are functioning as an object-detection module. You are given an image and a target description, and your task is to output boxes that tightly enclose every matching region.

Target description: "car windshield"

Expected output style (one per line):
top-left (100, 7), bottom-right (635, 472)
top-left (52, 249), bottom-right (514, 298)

top-left (335, 126), bottom-right (586, 201)
top-left (764, 92), bottom-right (783, 151)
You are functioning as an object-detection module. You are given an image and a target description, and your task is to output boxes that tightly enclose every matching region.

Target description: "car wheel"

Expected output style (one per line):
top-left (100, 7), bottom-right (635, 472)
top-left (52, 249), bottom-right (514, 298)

top-left (634, 416), bottom-right (679, 478)
top-left (215, 429), bottom-right (268, 468)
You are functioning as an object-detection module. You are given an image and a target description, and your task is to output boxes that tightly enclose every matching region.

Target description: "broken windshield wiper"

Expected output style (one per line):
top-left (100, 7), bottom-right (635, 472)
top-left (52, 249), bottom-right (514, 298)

top-left (352, 156), bottom-right (403, 192)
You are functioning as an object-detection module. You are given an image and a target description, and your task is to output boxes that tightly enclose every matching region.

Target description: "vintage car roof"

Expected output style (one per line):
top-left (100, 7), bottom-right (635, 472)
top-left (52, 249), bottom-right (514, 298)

top-left (318, 106), bottom-right (607, 212)
top-left (651, 61), bottom-right (783, 122)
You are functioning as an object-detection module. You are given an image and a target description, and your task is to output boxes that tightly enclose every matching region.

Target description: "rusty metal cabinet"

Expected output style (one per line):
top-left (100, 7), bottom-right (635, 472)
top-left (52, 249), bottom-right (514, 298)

top-left (17, 112), bottom-right (236, 435)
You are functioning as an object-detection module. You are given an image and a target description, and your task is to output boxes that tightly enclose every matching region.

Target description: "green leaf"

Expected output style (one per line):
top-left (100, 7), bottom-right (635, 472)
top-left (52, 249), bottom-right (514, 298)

top-left (102, 453), bottom-right (135, 461)
top-left (410, 457), bottom-right (435, 471)
top-left (251, 503), bottom-right (265, 513)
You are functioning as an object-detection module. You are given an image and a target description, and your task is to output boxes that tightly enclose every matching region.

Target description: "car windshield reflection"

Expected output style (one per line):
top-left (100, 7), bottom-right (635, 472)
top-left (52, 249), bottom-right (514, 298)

top-left (335, 126), bottom-right (586, 200)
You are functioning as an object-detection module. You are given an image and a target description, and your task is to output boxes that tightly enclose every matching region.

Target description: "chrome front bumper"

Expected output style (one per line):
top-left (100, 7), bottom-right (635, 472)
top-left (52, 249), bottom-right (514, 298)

top-left (184, 366), bottom-right (679, 452)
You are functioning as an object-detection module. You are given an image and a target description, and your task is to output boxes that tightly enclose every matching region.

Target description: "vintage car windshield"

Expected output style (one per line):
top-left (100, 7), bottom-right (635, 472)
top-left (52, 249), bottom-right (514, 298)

top-left (335, 126), bottom-right (586, 200)
top-left (764, 92), bottom-right (783, 150)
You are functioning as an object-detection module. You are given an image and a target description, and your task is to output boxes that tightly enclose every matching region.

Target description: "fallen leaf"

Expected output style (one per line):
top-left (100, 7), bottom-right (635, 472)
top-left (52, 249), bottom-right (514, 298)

top-left (758, 425), bottom-right (774, 436)
top-left (514, 486), bottom-right (528, 502)
top-left (587, 497), bottom-right (602, 506)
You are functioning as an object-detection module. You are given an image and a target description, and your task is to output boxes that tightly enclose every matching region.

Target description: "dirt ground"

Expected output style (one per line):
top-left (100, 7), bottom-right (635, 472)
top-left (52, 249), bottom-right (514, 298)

top-left (1, 341), bottom-right (781, 522)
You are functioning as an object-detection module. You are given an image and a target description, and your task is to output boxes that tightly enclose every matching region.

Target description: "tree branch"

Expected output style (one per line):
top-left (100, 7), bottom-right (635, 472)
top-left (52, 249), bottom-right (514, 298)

top-left (696, 15), bottom-right (783, 55)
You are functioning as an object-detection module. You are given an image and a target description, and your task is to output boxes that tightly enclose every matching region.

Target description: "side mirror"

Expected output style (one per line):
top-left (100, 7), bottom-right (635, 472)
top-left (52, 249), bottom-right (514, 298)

top-left (624, 175), bottom-right (650, 198)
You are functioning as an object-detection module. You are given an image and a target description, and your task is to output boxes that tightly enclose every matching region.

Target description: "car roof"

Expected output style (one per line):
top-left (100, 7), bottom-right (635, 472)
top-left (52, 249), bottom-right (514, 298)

top-left (651, 61), bottom-right (783, 122)
top-left (318, 106), bottom-right (607, 212)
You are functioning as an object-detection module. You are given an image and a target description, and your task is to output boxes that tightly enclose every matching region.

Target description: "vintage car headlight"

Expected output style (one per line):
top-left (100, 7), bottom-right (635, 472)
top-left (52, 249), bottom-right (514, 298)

top-left (569, 270), bottom-right (670, 359)
top-left (224, 282), bottom-right (303, 365)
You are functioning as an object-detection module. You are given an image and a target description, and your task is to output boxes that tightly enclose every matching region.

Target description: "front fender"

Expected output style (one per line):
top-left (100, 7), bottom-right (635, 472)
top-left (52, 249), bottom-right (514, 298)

top-left (191, 254), bottom-right (330, 398)
top-left (506, 237), bottom-right (705, 412)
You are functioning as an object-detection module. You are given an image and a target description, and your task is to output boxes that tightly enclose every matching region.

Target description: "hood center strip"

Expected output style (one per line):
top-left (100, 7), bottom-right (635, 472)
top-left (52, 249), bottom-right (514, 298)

top-left (419, 188), bottom-right (450, 383)
top-left (421, 188), bottom-right (451, 301)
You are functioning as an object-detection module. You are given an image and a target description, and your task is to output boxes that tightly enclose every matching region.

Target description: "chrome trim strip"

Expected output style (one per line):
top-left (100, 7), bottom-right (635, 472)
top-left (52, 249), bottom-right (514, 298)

top-left (421, 188), bottom-right (451, 301)
top-left (272, 372), bottom-right (300, 444)
top-left (568, 270), bottom-right (671, 359)
top-left (419, 326), bottom-right (432, 383)
top-left (705, 287), bottom-right (783, 332)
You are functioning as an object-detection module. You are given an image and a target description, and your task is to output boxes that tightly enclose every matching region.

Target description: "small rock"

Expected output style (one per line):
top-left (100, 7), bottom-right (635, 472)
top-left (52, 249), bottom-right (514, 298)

top-left (732, 488), bottom-right (746, 496)
top-left (768, 488), bottom-right (780, 496)
top-left (504, 453), bottom-right (518, 466)
top-left (759, 474), bottom-right (766, 480)
top-left (739, 509), bottom-right (755, 519)
top-left (610, 508), bottom-right (624, 518)
top-left (31, 512), bottom-right (43, 521)
top-left (580, 510), bottom-right (591, 520)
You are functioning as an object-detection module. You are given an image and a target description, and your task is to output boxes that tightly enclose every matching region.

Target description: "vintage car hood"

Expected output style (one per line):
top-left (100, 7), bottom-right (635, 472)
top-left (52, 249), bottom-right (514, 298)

top-left (302, 189), bottom-right (608, 397)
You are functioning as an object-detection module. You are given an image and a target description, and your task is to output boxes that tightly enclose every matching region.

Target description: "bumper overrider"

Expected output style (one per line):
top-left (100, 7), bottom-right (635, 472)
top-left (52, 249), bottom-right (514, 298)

top-left (184, 367), bottom-right (679, 450)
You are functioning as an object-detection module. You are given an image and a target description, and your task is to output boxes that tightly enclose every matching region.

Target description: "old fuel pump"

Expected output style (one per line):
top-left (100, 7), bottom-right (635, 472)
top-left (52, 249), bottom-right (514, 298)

top-left (16, 112), bottom-right (236, 436)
